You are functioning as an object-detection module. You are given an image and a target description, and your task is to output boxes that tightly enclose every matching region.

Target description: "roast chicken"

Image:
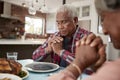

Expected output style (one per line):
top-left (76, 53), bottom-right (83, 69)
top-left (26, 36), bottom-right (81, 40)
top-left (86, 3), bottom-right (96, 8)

top-left (0, 58), bottom-right (22, 75)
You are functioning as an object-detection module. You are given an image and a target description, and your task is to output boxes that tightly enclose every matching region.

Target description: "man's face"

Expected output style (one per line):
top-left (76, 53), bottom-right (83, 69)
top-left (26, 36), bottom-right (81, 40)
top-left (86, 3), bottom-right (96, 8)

top-left (102, 11), bottom-right (120, 49)
top-left (56, 11), bottom-right (77, 37)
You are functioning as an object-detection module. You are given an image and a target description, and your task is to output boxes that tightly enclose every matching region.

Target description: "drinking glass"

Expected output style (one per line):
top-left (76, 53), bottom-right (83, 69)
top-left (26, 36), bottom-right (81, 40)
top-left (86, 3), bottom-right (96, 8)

top-left (6, 52), bottom-right (18, 61)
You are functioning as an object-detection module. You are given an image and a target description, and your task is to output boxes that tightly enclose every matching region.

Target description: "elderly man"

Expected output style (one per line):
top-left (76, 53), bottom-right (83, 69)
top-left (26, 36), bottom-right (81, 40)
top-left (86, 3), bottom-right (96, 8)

top-left (32, 4), bottom-right (91, 67)
top-left (48, 0), bottom-right (120, 80)
top-left (32, 4), bottom-right (105, 70)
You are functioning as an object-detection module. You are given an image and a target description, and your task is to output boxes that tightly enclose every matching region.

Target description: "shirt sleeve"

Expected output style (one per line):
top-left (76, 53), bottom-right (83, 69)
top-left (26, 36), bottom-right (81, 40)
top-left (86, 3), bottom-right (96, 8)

top-left (32, 33), bottom-right (59, 62)
top-left (60, 50), bottom-right (75, 63)
top-left (32, 41), bottom-right (48, 61)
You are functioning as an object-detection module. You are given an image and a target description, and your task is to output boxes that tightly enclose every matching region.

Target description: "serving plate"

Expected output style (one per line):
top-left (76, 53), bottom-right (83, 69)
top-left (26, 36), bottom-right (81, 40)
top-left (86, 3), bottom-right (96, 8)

top-left (0, 73), bottom-right (22, 80)
top-left (25, 62), bottom-right (59, 72)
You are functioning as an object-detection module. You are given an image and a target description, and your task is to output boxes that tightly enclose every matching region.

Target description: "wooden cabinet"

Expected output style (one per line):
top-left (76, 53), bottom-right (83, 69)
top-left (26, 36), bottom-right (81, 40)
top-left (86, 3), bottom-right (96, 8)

top-left (0, 39), bottom-right (46, 59)
top-left (0, 45), bottom-right (40, 59)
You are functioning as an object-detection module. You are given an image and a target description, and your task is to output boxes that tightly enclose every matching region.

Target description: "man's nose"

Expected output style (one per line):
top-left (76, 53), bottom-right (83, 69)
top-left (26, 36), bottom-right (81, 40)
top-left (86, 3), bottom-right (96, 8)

top-left (102, 27), bottom-right (108, 35)
top-left (101, 22), bottom-right (108, 35)
top-left (58, 24), bottom-right (64, 29)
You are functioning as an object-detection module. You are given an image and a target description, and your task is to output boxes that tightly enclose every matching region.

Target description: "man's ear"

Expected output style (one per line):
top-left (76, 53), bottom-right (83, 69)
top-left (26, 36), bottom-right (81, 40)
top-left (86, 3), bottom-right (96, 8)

top-left (73, 17), bottom-right (78, 24)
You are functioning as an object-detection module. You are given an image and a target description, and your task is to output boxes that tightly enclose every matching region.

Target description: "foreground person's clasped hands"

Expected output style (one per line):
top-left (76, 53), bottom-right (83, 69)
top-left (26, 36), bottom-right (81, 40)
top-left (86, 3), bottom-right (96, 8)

top-left (48, 33), bottom-right (106, 80)
top-left (75, 33), bottom-right (106, 71)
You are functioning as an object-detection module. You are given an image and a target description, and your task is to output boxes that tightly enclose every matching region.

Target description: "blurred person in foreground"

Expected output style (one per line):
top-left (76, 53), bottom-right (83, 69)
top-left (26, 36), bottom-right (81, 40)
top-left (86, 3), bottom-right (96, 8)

top-left (32, 4), bottom-right (106, 70)
top-left (48, 0), bottom-right (120, 80)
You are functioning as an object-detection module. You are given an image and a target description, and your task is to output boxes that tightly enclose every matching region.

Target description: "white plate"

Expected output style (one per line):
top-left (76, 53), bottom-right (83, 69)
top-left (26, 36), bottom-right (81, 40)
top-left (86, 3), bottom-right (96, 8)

top-left (25, 62), bottom-right (59, 72)
top-left (0, 73), bottom-right (22, 80)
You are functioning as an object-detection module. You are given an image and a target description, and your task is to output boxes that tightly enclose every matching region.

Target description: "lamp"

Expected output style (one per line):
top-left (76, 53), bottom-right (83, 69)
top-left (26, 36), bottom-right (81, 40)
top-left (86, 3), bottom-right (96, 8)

top-left (26, 0), bottom-right (49, 14)
top-left (22, 3), bottom-right (26, 7)
top-left (40, 0), bottom-right (49, 13)
top-left (22, 0), bottom-right (26, 7)
top-left (28, 6), bottom-right (36, 15)
top-left (28, 0), bottom-right (37, 15)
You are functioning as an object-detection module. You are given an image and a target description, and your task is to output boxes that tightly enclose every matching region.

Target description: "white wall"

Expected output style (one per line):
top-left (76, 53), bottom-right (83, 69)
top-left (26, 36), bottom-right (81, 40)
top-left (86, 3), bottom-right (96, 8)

top-left (107, 42), bottom-right (120, 60)
top-left (46, 13), bottom-right (57, 33)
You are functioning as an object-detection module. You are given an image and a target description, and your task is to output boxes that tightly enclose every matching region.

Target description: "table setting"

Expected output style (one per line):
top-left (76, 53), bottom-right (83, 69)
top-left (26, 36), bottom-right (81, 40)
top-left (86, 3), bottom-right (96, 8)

top-left (0, 58), bottom-right (88, 80)
top-left (18, 59), bottom-right (89, 80)
top-left (18, 59), bottom-right (63, 80)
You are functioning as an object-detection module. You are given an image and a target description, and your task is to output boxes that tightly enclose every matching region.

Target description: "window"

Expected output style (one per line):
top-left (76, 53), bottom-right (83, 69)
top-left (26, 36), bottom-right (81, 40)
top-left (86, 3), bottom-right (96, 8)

top-left (25, 16), bottom-right (43, 34)
top-left (79, 5), bottom-right (90, 18)
top-left (25, 16), bottom-right (44, 39)
top-left (82, 6), bottom-right (90, 17)
top-left (97, 16), bottom-right (103, 34)
top-left (78, 4), bottom-right (91, 32)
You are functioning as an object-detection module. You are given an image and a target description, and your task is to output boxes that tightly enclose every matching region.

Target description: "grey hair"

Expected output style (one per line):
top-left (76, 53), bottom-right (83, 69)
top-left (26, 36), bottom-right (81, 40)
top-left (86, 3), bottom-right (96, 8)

top-left (95, 0), bottom-right (120, 14)
top-left (56, 4), bottom-right (79, 19)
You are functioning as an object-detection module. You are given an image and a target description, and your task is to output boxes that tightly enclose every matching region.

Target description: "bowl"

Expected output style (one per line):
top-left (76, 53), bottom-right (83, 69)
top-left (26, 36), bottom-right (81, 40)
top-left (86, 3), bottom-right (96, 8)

top-left (18, 68), bottom-right (29, 79)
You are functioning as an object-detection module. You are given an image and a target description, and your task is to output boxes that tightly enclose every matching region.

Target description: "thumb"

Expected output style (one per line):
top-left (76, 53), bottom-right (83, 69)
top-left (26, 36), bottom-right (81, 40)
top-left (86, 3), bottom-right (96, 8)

top-left (98, 44), bottom-right (106, 56)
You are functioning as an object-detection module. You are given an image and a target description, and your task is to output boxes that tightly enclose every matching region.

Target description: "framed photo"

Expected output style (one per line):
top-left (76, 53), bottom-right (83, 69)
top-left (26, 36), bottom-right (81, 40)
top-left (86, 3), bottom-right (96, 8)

top-left (82, 6), bottom-right (90, 17)
top-left (78, 20), bottom-right (91, 31)
top-left (97, 16), bottom-right (103, 34)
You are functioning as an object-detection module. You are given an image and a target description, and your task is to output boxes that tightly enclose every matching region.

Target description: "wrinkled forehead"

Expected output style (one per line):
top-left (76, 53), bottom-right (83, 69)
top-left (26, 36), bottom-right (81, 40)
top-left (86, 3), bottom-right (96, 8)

top-left (56, 11), bottom-right (72, 20)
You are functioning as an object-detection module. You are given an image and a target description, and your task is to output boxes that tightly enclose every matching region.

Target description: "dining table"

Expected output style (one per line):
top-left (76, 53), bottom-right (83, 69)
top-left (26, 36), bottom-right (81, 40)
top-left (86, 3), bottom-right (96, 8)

top-left (18, 59), bottom-right (89, 80)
